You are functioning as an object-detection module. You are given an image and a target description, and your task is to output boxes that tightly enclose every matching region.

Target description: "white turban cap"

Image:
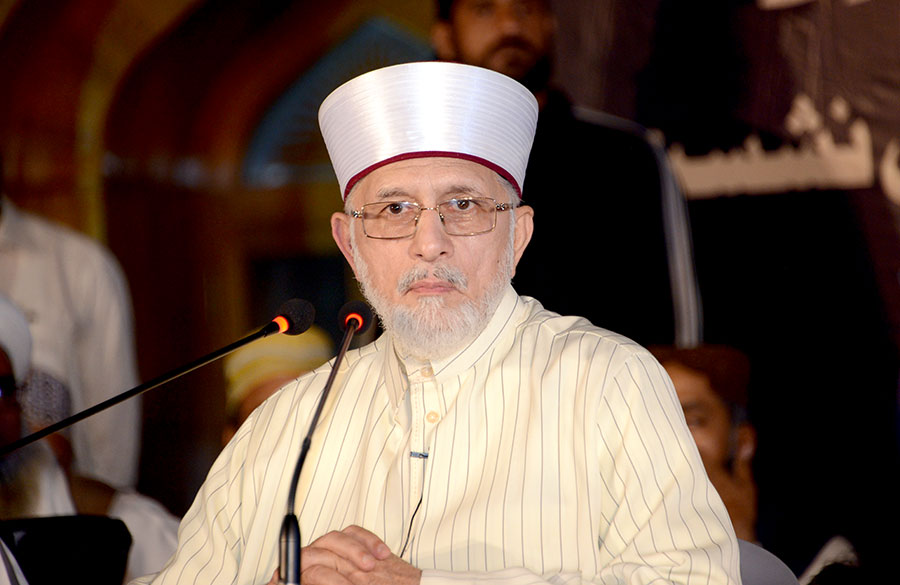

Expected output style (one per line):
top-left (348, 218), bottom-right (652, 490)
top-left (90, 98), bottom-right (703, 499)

top-left (318, 61), bottom-right (539, 200)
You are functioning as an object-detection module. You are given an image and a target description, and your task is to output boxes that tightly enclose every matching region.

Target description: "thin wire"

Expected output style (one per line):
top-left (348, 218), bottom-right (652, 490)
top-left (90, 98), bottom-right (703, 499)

top-left (399, 495), bottom-right (424, 560)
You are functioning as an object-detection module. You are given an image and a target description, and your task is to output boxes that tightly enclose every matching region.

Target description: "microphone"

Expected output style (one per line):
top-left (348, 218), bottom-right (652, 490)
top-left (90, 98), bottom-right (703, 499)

top-left (263, 298), bottom-right (319, 337)
top-left (338, 299), bottom-right (374, 336)
top-left (279, 300), bottom-right (374, 585)
top-left (0, 298), bottom-right (315, 457)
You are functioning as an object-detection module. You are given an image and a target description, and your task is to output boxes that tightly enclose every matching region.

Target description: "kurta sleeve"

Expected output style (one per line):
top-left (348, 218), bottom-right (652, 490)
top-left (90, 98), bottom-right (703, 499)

top-left (133, 423), bottom-right (252, 585)
top-left (586, 349), bottom-right (740, 584)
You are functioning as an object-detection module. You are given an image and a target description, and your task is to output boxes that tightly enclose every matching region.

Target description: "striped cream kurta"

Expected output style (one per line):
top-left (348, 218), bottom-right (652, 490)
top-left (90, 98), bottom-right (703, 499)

top-left (139, 287), bottom-right (740, 585)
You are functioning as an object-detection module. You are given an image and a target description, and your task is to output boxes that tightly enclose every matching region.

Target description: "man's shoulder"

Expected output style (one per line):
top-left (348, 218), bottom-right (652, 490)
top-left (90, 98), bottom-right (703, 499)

top-left (528, 93), bottom-right (663, 195)
top-left (338, 335), bottom-right (387, 371)
top-left (513, 295), bottom-right (665, 393)
top-left (266, 339), bottom-right (384, 404)
top-left (237, 338), bottom-right (387, 451)
top-left (517, 295), bottom-right (650, 356)
top-left (538, 92), bottom-right (657, 149)
top-left (14, 206), bottom-right (121, 268)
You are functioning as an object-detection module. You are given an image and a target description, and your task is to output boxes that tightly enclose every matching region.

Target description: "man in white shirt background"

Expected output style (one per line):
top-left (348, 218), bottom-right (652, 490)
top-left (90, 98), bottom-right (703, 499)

top-left (0, 157), bottom-right (141, 490)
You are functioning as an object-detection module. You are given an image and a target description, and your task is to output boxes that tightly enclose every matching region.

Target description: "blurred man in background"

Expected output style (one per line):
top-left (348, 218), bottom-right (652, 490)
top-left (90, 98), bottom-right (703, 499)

top-left (0, 293), bottom-right (179, 583)
top-left (649, 344), bottom-right (757, 541)
top-left (650, 344), bottom-right (860, 584)
top-left (0, 155), bottom-right (141, 489)
top-left (222, 325), bottom-right (333, 444)
top-left (432, 0), bottom-right (702, 348)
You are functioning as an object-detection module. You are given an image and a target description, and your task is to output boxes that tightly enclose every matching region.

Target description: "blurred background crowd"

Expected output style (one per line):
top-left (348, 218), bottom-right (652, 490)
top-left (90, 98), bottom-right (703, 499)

top-left (0, 0), bottom-right (897, 582)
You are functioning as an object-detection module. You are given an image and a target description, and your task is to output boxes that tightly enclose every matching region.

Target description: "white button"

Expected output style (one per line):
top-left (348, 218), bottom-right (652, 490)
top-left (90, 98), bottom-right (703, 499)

top-left (421, 366), bottom-right (434, 377)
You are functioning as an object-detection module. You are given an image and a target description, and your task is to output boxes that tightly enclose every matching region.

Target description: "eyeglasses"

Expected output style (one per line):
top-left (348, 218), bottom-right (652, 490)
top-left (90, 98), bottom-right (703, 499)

top-left (350, 197), bottom-right (512, 239)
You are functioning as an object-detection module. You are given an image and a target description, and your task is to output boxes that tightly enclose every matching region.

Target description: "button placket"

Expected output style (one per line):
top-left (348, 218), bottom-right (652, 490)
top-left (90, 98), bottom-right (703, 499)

top-left (422, 367), bottom-right (443, 430)
top-left (408, 380), bottom-right (426, 504)
top-left (404, 365), bottom-right (441, 545)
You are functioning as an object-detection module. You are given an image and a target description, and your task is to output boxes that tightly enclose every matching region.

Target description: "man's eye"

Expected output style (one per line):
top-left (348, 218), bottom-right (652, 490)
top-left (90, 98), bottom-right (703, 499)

top-left (447, 198), bottom-right (484, 212)
top-left (684, 414), bottom-right (706, 428)
top-left (375, 202), bottom-right (414, 217)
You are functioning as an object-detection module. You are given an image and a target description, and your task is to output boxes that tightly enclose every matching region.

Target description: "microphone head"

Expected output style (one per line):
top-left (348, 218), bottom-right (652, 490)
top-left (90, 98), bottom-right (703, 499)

top-left (274, 299), bottom-right (316, 336)
top-left (338, 300), bottom-right (374, 335)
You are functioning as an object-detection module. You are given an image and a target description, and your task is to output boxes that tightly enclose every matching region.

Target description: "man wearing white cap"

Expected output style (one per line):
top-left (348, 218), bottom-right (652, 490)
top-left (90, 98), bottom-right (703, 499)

top-left (221, 326), bottom-right (334, 444)
top-left (0, 293), bottom-right (180, 583)
top-left (135, 62), bottom-right (739, 585)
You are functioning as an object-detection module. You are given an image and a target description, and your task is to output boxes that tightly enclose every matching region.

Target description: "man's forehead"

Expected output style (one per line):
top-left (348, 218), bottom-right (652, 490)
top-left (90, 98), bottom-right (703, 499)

top-left (665, 362), bottom-right (717, 398)
top-left (447, 0), bottom-right (552, 15)
top-left (355, 157), bottom-right (502, 200)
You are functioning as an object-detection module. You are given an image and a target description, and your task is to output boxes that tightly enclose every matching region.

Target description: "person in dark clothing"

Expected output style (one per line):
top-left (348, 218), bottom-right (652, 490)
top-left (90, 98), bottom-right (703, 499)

top-left (432, 0), bottom-right (701, 347)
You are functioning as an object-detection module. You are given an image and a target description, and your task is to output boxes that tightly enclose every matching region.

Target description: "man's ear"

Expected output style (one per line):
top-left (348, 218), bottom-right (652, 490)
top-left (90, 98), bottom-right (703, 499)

top-left (736, 423), bottom-right (756, 460)
top-left (331, 211), bottom-right (358, 277)
top-left (734, 424), bottom-right (757, 468)
top-left (431, 21), bottom-right (457, 61)
top-left (511, 204), bottom-right (534, 276)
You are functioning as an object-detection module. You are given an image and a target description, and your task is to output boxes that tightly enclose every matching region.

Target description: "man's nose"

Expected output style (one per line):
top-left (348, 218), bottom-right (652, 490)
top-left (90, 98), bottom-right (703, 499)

top-left (409, 208), bottom-right (452, 262)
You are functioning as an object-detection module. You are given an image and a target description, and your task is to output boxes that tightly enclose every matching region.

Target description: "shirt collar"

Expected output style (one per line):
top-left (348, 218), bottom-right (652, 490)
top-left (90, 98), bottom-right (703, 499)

top-left (382, 285), bottom-right (523, 410)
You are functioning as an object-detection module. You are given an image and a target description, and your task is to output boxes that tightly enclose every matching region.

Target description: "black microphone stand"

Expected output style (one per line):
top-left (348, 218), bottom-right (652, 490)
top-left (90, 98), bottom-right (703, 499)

top-left (0, 299), bottom-right (314, 457)
top-left (279, 301), bottom-right (372, 585)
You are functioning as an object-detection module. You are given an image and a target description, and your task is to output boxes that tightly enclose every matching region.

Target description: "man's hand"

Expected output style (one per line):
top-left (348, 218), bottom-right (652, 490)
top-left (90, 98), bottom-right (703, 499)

top-left (300, 525), bottom-right (422, 585)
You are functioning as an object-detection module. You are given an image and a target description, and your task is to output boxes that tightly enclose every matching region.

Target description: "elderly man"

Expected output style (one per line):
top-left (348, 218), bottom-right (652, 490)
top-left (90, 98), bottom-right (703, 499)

top-left (135, 62), bottom-right (739, 585)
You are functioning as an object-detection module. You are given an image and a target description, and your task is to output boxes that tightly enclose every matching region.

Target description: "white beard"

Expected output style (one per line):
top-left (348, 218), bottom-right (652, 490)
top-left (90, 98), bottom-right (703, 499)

top-left (351, 230), bottom-right (515, 362)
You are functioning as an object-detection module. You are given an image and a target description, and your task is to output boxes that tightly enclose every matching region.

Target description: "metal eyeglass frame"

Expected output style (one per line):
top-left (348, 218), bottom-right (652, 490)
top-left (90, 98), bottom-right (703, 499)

top-left (350, 197), bottom-right (512, 239)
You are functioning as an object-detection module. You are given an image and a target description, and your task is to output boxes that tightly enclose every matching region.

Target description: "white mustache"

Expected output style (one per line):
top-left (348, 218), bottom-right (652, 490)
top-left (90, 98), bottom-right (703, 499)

top-left (397, 264), bottom-right (468, 294)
